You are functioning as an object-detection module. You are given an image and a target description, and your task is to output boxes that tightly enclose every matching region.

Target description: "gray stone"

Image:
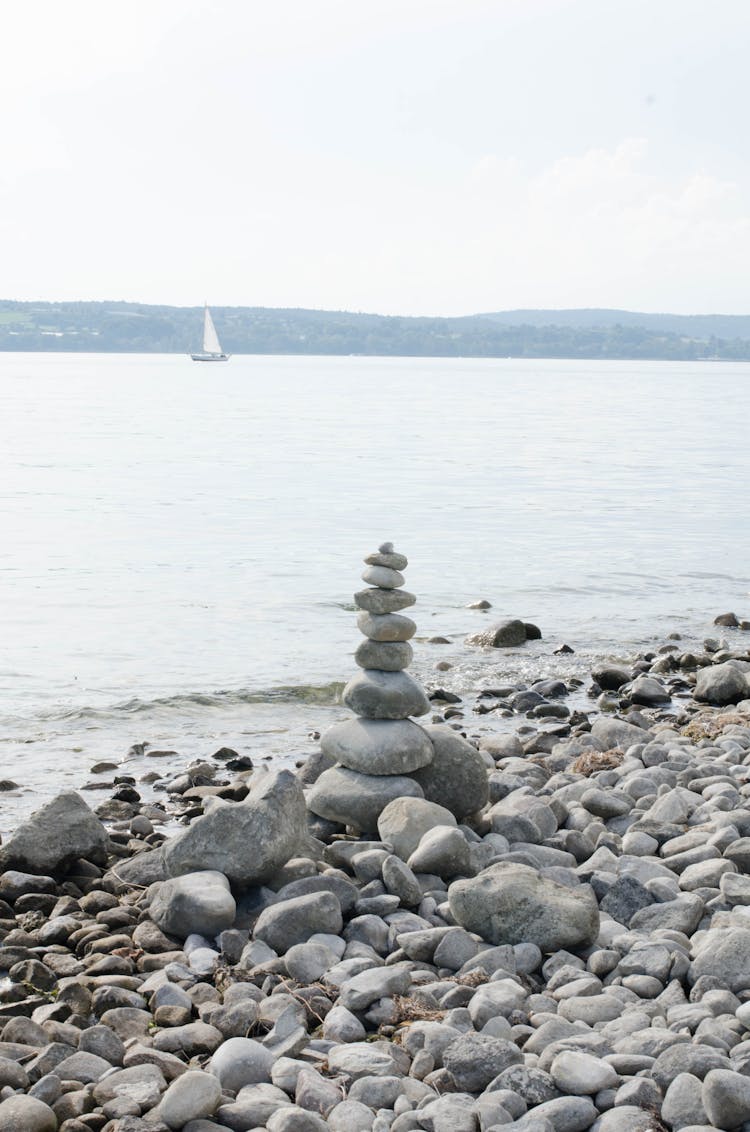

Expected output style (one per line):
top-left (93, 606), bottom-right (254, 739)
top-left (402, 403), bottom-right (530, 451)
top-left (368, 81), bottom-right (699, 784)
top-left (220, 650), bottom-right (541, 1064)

top-left (326, 1042), bottom-right (405, 1080)
top-left (651, 1044), bottom-right (730, 1093)
top-left (443, 1031), bottom-right (522, 1091)
top-left (411, 725), bottom-right (489, 820)
top-left (357, 612), bottom-right (416, 642)
top-left (295, 1066), bottom-right (343, 1116)
top-left (589, 1107), bottom-right (661, 1132)
top-left (342, 670), bottom-right (430, 720)
top-left (354, 639), bottom-right (414, 671)
top-left (590, 717), bottom-right (653, 750)
top-left (599, 874), bottom-right (654, 924)
top-left (629, 894), bottom-right (704, 936)
top-left (365, 546), bottom-right (408, 572)
top-left (549, 1051), bottom-right (618, 1095)
top-left (580, 787), bottom-right (632, 819)
top-left (218, 1082), bottom-right (292, 1127)
top-left (321, 718), bottom-right (434, 775)
top-left (382, 855), bottom-right (422, 907)
top-left (157, 1070), bottom-right (223, 1128)
top-left (702, 1069), bottom-right (750, 1129)
top-left (433, 927), bottom-right (480, 971)
top-left (92, 1063), bottom-right (168, 1107)
top-left (254, 891), bottom-right (342, 953)
top-left (521, 1096), bottom-right (597, 1132)
top-left (629, 675), bottom-right (671, 705)
top-left (327, 1099), bottom-right (375, 1131)
top-left (308, 767), bottom-right (424, 832)
top-left (661, 1073), bottom-right (709, 1129)
top-left (0, 1095), bottom-right (57, 1131)
top-left (449, 862), bottom-right (599, 951)
top-left (407, 826), bottom-right (471, 878)
top-left (209, 1037), bottom-right (274, 1092)
top-left (377, 796), bottom-right (457, 860)
top-left (54, 1050), bottom-right (113, 1083)
top-left (694, 662), bottom-right (749, 705)
top-left (340, 963), bottom-right (411, 1012)
top-left (494, 1064), bottom-right (559, 1106)
top-left (591, 665), bottom-right (631, 690)
top-left (361, 565), bottom-right (405, 589)
top-left (149, 871), bottom-right (236, 940)
top-left (0, 791), bottom-right (108, 874)
top-left (284, 942), bottom-right (338, 983)
top-left (267, 1106), bottom-right (330, 1132)
top-left (690, 928), bottom-right (750, 992)
top-left (355, 587), bottom-right (415, 615)
top-left (164, 769), bottom-right (305, 888)
top-left (467, 618), bottom-right (527, 648)
top-left (322, 1005), bottom-right (366, 1043)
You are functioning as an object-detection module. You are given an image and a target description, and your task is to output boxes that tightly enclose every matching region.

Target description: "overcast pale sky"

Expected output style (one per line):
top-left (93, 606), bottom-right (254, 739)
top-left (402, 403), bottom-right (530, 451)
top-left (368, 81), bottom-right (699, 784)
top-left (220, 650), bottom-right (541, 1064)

top-left (2, 0), bottom-right (748, 315)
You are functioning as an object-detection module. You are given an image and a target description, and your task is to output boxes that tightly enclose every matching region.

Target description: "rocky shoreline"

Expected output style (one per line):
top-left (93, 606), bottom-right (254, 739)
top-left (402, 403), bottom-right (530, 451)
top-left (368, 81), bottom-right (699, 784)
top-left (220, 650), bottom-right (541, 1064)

top-left (1, 550), bottom-right (750, 1131)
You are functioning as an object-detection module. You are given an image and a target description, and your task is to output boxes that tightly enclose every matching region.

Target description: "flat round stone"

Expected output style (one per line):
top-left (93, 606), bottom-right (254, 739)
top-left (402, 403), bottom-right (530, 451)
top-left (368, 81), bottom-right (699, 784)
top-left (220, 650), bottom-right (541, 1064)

top-left (307, 766), bottom-right (424, 832)
top-left (354, 640), bottom-right (413, 671)
top-left (365, 549), bottom-right (408, 571)
top-left (361, 565), bottom-right (405, 589)
top-left (322, 718), bottom-right (434, 775)
top-left (357, 612), bottom-right (416, 642)
top-left (343, 670), bottom-right (430, 719)
top-left (355, 587), bottom-right (416, 615)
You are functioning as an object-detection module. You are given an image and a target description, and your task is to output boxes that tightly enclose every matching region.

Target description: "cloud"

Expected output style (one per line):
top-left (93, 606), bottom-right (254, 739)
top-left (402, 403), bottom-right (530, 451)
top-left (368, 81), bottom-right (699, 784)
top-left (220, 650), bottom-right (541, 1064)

top-left (449, 139), bottom-right (750, 314)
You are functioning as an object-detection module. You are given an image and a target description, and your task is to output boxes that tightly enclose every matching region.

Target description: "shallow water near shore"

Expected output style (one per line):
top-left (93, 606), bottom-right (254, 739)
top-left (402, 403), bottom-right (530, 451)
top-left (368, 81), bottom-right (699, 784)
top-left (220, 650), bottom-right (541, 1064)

top-left (2, 352), bottom-right (749, 832)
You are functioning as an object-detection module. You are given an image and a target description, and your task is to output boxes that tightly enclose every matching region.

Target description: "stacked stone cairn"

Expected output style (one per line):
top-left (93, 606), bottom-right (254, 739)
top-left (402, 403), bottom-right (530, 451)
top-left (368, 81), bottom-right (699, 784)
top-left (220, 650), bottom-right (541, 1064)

top-left (307, 543), bottom-right (437, 833)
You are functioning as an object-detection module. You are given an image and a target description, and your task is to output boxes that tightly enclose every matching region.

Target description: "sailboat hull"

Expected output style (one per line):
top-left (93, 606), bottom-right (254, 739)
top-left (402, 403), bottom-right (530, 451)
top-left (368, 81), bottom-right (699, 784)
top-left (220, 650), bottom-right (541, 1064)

top-left (190, 353), bottom-right (230, 361)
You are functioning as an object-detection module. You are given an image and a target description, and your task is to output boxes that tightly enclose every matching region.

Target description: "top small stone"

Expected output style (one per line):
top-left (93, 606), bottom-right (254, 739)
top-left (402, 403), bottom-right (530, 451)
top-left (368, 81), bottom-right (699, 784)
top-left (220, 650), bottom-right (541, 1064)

top-left (365, 546), bottom-right (408, 572)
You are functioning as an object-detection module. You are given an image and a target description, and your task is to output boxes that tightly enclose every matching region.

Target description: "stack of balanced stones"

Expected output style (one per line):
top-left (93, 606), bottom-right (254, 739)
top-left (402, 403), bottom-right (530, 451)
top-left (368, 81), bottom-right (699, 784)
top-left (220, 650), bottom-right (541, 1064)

top-left (307, 543), bottom-right (437, 832)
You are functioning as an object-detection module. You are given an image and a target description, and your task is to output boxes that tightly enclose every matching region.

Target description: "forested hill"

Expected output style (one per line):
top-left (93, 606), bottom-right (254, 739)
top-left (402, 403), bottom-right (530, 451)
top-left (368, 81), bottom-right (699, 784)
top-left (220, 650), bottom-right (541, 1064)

top-left (1, 300), bottom-right (750, 360)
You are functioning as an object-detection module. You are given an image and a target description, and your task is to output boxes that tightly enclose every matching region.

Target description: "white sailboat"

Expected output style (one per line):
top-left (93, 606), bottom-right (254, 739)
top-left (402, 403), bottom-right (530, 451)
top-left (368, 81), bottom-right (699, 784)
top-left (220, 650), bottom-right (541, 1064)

top-left (191, 304), bottom-right (230, 361)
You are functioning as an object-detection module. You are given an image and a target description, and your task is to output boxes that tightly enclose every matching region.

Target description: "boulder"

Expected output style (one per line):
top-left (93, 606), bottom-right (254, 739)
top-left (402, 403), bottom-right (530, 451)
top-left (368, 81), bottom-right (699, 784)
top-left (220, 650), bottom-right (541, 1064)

top-left (694, 662), bottom-right (749, 705)
top-left (149, 871), bottom-right (236, 940)
top-left (0, 791), bottom-right (109, 874)
top-left (411, 725), bottom-right (489, 819)
top-left (449, 862), bottom-right (599, 951)
top-left (307, 766), bottom-right (423, 832)
top-left (163, 770), bottom-right (305, 888)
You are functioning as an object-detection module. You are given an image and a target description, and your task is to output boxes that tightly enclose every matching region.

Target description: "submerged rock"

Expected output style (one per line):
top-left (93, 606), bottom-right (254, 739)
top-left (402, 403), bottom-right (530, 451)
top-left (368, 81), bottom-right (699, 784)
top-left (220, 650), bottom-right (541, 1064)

top-left (466, 618), bottom-right (528, 648)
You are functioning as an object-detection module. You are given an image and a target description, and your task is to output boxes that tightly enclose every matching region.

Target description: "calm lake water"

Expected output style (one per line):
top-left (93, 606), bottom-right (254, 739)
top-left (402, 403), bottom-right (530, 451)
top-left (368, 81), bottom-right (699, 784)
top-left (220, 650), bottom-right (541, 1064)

top-left (2, 352), bottom-right (749, 831)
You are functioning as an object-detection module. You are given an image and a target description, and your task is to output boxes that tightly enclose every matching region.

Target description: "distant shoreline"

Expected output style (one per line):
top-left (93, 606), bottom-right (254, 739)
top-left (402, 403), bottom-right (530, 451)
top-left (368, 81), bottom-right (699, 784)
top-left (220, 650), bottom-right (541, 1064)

top-left (2, 300), bottom-right (750, 361)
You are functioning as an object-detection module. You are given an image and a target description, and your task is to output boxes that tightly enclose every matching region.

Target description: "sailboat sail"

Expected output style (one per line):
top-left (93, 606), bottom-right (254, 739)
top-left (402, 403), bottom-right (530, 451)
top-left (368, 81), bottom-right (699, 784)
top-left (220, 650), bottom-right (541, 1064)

top-left (203, 307), bottom-right (223, 355)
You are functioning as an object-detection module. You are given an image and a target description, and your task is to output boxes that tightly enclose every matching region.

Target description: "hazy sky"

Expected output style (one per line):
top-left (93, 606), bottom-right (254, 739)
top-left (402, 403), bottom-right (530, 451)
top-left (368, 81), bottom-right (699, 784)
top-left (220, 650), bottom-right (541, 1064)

top-left (3, 0), bottom-right (749, 315)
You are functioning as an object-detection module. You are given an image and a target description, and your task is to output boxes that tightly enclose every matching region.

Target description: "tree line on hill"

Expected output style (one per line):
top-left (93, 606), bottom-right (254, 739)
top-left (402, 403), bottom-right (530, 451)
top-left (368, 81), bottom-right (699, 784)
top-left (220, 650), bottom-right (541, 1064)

top-left (1, 300), bottom-right (749, 360)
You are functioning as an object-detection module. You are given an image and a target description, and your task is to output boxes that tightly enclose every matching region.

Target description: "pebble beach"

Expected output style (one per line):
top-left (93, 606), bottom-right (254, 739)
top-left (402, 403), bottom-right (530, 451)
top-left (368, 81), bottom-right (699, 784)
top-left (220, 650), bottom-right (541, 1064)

top-left (1, 547), bottom-right (750, 1132)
